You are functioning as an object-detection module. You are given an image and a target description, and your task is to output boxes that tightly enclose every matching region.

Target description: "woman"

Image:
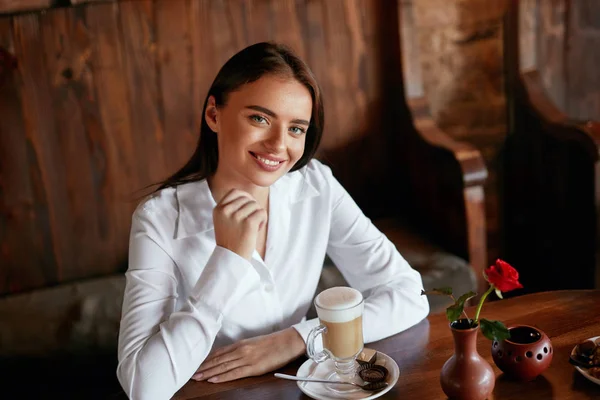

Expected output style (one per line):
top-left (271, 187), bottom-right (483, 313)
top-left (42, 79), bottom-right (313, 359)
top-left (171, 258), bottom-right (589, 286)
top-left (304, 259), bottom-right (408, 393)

top-left (117, 42), bottom-right (429, 399)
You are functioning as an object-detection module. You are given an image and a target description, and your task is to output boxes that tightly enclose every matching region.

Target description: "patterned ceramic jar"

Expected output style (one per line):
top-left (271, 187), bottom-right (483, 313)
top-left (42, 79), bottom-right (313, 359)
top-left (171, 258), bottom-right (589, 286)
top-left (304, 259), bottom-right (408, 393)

top-left (491, 325), bottom-right (553, 381)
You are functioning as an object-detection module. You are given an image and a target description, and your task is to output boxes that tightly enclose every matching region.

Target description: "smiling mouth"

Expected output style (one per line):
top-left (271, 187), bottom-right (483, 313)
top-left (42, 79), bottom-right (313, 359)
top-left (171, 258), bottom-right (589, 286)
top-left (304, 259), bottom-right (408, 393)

top-left (250, 152), bottom-right (286, 166)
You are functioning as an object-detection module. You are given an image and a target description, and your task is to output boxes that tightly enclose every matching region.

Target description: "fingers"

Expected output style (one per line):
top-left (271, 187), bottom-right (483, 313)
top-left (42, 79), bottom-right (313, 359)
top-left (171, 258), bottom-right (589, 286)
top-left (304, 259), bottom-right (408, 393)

top-left (215, 189), bottom-right (265, 226)
top-left (193, 358), bottom-right (248, 382)
top-left (204, 366), bottom-right (253, 383)
top-left (221, 197), bottom-right (255, 217)
top-left (243, 207), bottom-right (267, 230)
top-left (232, 201), bottom-right (263, 222)
top-left (195, 345), bottom-right (241, 374)
top-left (218, 188), bottom-right (254, 206)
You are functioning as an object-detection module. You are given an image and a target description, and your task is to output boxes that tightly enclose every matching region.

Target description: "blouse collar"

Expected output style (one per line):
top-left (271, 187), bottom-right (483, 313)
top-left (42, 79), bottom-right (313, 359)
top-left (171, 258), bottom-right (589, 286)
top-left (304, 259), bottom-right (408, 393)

top-left (174, 169), bottom-right (320, 239)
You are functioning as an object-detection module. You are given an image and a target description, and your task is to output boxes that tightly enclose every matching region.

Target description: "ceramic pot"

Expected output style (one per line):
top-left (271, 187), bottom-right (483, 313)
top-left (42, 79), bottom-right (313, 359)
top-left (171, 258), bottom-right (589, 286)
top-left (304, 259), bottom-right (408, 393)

top-left (440, 319), bottom-right (495, 400)
top-left (491, 325), bottom-right (553, 381)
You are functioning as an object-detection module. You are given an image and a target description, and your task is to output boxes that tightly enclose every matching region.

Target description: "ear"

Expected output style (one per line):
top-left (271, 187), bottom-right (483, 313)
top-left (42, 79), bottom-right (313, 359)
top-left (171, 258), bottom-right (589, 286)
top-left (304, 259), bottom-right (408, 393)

top-left (205, 96), bottom-right (219, 133)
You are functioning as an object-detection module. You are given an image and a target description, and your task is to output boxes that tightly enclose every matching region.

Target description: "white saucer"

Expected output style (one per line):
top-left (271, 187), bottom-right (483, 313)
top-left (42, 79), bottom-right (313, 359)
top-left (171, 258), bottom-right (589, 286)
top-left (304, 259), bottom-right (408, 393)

top-left (571, 336), bottom-right (600, 386)
top-left (296, 348), bottom-right (399, 400)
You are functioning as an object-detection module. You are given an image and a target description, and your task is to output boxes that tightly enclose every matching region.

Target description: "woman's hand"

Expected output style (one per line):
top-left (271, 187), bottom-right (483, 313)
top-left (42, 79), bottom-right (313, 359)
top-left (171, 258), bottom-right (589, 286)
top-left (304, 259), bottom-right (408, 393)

top-left (212, 189), bottom-right (267, 260)
top-left (191, 328), bottom-right (306, 383)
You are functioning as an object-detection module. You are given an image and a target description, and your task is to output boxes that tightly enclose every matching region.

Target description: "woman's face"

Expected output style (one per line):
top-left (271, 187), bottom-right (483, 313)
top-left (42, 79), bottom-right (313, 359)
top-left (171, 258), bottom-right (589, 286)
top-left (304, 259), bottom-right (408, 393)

top-left (206, 75), bottom-right (312, 189)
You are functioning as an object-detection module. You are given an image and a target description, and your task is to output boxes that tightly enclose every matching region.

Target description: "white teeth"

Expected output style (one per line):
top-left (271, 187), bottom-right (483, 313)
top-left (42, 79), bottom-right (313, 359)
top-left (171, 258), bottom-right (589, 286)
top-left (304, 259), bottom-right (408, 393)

top-left (256, 155), bottom-right (281, 166)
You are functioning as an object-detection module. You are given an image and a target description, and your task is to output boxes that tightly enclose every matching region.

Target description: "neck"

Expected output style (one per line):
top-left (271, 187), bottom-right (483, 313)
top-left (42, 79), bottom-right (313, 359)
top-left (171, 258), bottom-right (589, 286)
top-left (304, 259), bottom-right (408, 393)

top-left (207, 170), bottom-right (269, 207)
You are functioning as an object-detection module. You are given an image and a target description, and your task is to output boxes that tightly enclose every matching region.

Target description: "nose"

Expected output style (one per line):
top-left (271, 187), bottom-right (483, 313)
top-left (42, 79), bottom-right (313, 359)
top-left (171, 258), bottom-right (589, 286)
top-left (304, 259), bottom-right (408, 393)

top-left (264, 124), bottom-right (286, 152)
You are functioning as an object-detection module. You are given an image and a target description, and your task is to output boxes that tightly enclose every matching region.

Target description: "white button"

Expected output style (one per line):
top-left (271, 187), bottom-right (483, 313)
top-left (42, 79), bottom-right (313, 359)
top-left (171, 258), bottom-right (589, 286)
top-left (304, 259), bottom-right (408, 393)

top-left (264, 283), bottom-right (274, 292)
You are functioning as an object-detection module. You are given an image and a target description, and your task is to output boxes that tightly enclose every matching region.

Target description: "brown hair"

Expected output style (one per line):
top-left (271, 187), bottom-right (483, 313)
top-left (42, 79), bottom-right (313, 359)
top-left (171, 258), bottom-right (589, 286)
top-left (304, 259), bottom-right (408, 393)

top-left (156, 42), bottom-right (324, 191)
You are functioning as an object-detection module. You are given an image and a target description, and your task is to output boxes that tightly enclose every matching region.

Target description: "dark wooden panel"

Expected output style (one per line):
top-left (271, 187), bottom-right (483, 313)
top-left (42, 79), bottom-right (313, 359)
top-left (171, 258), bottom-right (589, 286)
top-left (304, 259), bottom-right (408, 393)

top-left (245, 0), bottom-right (271, 46)
top-left (0, 17), bottom-right (50, 293)
top-left (40, 7), bottom-right (116, 281)
top-left (155, 0), bottom-right (194, 174)
top-left (0, 0), bottom-right (50, 15)
top-left (86, 2), bottom-right (136, 274)
top-left (118, 0), bottom-right (166, 185)
top-left (11, 13), bottom-right (61, 290)
top-left (189, 0), bottom-right (217, 136)
top-left (269, 0), bottom-right (305, 59)
top-left (315, 0), bottom-right (395, 216)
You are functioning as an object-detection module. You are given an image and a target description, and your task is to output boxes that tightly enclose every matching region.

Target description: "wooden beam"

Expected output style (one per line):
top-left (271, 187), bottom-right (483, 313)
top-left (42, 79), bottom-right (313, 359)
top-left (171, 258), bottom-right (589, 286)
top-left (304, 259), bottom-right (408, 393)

top-left (0, 0), bottom-right (51, 15)
top-left (0, 0), bottom-right (129, 16)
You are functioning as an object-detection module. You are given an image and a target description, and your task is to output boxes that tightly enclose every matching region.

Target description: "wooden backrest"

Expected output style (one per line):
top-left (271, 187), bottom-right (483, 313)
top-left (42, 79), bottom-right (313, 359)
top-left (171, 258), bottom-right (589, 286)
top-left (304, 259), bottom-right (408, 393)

top-left (503, 0), bottom-right (600, 291)
top-left (0, 0), bottom-right (476, 296)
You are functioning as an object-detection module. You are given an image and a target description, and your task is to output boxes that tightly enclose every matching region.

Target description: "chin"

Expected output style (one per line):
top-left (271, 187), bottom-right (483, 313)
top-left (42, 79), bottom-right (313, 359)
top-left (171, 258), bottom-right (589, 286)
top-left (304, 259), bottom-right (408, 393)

top-left (249, 172), bottom-right (286, 187)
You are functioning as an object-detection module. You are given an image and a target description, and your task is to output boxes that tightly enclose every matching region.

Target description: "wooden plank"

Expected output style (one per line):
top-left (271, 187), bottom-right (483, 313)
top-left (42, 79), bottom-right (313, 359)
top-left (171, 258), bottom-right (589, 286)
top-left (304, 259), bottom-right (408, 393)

top-left (86, 1), bottom-right (135, 273)
top-left (223, 0), bottom-right (248, 50)
top-left (155, 0), bottom-right (194, 175)
top-left (322, 0), bottom-right (356, 145)
top-left (11, 13), bottom-right (63, 291)
top-left (245, 0), bottom-right (271, 44)
top-left (303, 0), bottom-right (333, 150)
top-left (207, 0), bottom-right (238, 68)
top-left (118, 0), bottom-right (166, 186)
top-left (40, 7), bottom-right (113, 281)
top-left (71, 0), bottom-right (113, 4)
top-left (0, 0), bottom-right (50, 15)
top-left (270, 0), bottom-right (306, 59)
top-left (189, 0), bottom-right (217, 136)
top-left (0, 17), bottom-right (49, 294)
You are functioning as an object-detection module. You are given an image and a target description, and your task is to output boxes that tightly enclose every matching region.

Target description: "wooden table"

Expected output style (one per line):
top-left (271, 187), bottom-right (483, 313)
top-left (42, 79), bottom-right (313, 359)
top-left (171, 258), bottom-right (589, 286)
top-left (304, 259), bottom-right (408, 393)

top-left (174, 290), bottom-right (600, 399)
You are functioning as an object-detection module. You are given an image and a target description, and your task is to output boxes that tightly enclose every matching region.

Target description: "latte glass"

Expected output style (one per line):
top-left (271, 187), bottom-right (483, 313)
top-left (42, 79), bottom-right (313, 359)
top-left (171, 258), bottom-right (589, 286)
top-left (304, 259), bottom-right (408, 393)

top-left (306, 286), bottom-right (364, 393)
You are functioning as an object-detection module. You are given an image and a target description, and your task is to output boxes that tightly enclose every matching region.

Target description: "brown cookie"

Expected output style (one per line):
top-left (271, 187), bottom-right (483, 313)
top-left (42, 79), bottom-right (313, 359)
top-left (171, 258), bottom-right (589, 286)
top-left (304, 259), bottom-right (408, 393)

top-left (357, 362), bottom-right (375, 371)
top-left (358, 365), bottom-right (389, 383)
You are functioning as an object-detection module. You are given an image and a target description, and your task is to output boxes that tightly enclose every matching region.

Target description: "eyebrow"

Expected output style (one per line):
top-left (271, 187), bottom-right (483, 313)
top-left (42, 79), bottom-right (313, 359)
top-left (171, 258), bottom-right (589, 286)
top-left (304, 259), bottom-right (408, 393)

top-left (245, 105), bottom-right (310, 126)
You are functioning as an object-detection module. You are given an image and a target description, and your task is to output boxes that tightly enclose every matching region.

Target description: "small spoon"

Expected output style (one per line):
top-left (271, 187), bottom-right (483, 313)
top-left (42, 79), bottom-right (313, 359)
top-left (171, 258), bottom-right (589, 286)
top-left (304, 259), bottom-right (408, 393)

top-left (274, 373), bottom-right (388, 391)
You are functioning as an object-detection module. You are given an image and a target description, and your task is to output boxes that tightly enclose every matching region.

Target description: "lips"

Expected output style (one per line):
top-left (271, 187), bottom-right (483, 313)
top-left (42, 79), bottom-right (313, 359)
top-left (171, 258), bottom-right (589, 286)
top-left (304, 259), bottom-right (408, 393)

top-left (250, 152), bottom-right (286, 171)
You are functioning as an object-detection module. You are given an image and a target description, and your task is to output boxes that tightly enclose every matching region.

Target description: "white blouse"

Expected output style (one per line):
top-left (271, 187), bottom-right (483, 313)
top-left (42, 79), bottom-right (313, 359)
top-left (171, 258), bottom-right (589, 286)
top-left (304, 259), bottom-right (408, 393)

top-left (117, 159), bottom-right (429, 399)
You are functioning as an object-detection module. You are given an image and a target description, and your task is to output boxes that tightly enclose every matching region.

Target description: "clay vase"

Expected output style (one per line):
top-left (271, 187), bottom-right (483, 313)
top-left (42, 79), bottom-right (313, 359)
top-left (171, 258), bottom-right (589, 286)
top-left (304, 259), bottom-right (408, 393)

top-left (491, 325), bottom-right (553, 381)
top-left (440, 319), bottom-right (495, 400)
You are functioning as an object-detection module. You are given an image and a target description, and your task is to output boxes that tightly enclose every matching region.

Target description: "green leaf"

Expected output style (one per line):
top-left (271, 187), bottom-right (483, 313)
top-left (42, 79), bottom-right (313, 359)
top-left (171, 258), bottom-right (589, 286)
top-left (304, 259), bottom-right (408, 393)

top-left (445, 291), bottom-right (476, 322)
top-left (480, 319), bottom-right (510, 341)
top-left (422, 287), bottom-right (453, 296)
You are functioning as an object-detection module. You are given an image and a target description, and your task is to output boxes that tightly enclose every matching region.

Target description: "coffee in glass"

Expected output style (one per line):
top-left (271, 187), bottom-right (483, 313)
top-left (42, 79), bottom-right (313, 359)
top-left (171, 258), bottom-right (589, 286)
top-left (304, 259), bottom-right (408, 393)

top-left (306, 286), bottom-right (364, 393)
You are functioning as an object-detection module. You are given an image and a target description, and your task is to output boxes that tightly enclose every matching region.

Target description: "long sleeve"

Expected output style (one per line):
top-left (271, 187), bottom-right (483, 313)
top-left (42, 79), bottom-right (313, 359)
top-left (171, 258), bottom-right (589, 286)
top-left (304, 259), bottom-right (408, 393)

top-left (322, 166), bottom-right (430, 344)
top-left (117, 213), bottom-right (260, 400)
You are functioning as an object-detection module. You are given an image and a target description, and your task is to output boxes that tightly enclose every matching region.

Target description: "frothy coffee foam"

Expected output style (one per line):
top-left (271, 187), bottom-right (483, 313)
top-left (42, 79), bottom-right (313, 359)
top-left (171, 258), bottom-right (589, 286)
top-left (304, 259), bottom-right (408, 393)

top-left (315, 287), bottom-right (363, 323)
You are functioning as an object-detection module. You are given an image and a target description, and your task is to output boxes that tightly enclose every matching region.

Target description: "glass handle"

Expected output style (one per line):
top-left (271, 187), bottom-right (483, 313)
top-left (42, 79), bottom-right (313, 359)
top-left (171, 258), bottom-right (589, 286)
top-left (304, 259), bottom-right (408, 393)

top-left (306, 324), bottom-right (330, 363)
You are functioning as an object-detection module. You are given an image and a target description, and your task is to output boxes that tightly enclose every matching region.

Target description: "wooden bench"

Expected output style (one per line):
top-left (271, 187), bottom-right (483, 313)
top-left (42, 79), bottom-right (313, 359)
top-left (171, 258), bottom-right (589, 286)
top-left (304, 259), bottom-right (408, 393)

top-left (502, 0), bottom-right (600, 293)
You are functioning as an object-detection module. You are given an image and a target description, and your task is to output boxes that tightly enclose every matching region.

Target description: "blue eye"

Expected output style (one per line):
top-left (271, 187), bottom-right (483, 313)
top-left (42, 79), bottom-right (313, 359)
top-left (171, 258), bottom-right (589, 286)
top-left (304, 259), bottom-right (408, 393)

top-left (250, 115), bottom-right (268, 124)
top-left (290, 126), bottom-right (306, 135)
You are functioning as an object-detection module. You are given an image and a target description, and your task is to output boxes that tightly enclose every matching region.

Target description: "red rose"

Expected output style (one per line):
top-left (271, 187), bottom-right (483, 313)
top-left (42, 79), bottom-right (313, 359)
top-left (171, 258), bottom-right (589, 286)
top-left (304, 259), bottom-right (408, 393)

top-left (485, 259), bottom-right (523, 292)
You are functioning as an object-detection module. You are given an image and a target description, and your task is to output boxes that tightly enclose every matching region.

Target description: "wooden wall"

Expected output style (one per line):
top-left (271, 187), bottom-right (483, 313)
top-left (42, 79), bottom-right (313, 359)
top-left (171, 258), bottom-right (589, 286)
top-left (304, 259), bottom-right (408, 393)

top-left (0, 0), bottom-right (408, 296)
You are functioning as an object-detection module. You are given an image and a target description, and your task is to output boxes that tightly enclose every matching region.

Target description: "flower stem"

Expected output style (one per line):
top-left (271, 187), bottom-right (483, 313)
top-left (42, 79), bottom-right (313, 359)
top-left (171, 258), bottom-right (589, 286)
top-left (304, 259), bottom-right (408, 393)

top-left (473, 285), bottom-right (495, 323)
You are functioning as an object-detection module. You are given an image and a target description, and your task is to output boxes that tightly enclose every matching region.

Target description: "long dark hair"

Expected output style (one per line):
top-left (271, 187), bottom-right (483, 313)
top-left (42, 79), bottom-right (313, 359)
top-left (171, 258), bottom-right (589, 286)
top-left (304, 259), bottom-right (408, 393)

top-left (155, 42), bottom-right (324, 191)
